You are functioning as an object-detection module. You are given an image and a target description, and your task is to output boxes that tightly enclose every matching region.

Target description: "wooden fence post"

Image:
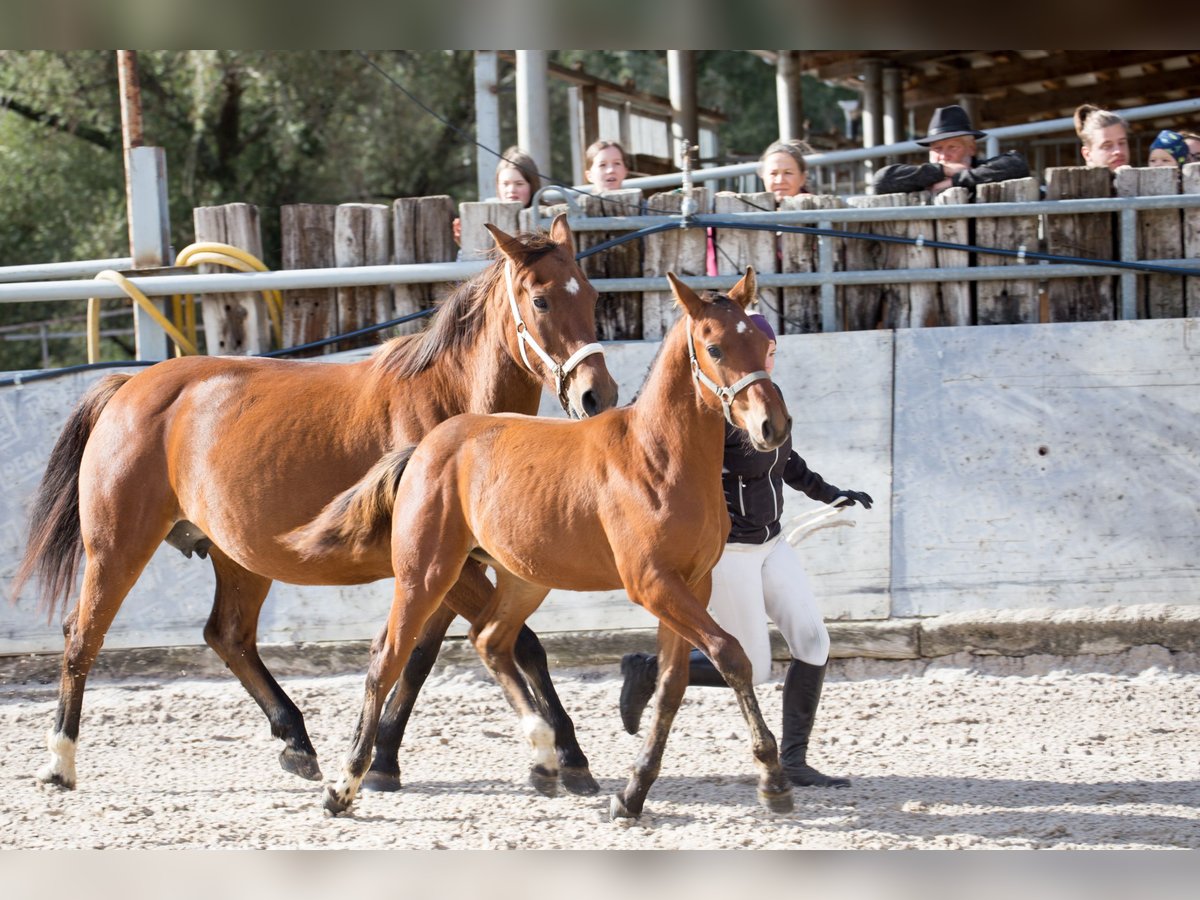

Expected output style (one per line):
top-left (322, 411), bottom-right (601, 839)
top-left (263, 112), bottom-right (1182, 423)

top-left (1044, 167), bottom-right (1114, 322)
top-left (459, 200), bottom-right (522, 261)
top-left (280, 204), bottom-right (337, 355)
top-left (779, 194), bottom-right (845, 334)
top-left (577, 189), bottom-right (644, 340)
top-left (334, 203), bottom-right (392, 350)
top-left (1185, 162), bottom-right (1200, 317)
top-left (1116, 166), bottom-right (1183, 319)
top-left (933, 187), bottom-right (972, 326)
top-left (393, 195), bottom-right (457, 336)
top-left (641, 188), bottom-right (710, 340)
top-left (713, 191), bottom-right (779, 332)
top-left (903, 196), bottom-right (939, 329)
top-left (844, 192), bottom-right (922, 331)
top-left (976, 177), bottom-right (1041, 325)
top-left (192, 203), bottom-right (269, 355)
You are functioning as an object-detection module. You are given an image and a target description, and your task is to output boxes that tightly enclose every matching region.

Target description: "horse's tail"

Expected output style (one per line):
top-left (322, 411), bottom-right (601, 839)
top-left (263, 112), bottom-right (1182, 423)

top-left (12, 373), bottom-right (134, 621)
top-left (285, 445), bottom-right (417, 559)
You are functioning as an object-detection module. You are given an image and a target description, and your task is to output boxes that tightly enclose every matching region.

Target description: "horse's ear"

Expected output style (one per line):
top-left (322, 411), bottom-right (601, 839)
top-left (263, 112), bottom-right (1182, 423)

top-left (727, 266), bottom-right (758, 310)
top-left (549, 213), bottom-right (576, 258)
top-left (667, 272), bottom-right (705, 318)
top-left (485, 223), bottom-right (528, 264)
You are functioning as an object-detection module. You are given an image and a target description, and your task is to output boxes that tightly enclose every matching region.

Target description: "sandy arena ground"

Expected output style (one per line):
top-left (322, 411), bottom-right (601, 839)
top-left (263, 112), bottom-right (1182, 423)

top-left (0, 646), bottom-right (1197, 850)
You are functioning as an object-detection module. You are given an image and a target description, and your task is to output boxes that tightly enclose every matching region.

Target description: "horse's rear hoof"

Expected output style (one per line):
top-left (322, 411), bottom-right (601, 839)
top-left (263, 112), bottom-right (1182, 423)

top-left (608, 793), bottom-right (640, 821)
top-left (280, 748), bottom-right (322, 782)
top-left (758, 786), bottom-right (794, 814)
top-left (361, 768), bottom-right (403, 793)
top-left (560, 766), bottom-right (600, 796)
top-left (322, 784), bottom-right (353, 817)
top-left (37, 769), bottom-right (75, 791)
top-left (529, 765), bottom-right (558, 798)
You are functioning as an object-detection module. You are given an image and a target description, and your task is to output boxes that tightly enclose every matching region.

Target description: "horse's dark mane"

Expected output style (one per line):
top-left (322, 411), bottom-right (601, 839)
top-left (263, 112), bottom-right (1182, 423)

top-left (372, 232), bottom-right (561, 380)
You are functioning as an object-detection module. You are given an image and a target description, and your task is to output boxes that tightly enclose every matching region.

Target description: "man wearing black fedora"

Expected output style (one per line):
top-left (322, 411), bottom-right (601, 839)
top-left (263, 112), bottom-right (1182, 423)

top-left (874, 105), bottom-right (1029, 197)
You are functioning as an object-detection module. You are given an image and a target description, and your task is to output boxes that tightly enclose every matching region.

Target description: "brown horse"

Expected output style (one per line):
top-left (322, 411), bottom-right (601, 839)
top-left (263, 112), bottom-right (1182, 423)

top-left (12, 215), bottom-right (617, 794)
top-left (291, 268), bottom-right (796, 820)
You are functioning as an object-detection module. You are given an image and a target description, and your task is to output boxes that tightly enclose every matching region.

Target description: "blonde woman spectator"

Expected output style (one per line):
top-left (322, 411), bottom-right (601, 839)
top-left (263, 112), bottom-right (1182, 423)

top-left (1075, 104), bottom-right (1130, 171)
top-left (873, 105), bottom-right (1028, 198)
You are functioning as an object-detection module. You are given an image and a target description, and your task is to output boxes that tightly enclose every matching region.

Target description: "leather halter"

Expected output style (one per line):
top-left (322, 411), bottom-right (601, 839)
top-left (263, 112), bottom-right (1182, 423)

top-left (687, 316), bottom-right (772, 425)
top-left (505, 261), bottom-right (605, 409)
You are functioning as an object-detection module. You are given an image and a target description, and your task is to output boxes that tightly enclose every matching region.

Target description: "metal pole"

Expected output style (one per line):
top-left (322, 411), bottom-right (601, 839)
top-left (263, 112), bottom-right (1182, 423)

top-left (861, 59), bottom-right (883, 189)
top-left (1120, 207), bottom-right (1139, 320)
top-left (776, 50), bottom-right (804, 142)
top-left (667, 50), bottom-right (698, 167)
top-left (515, 50), bottom-right (551, 181)
top-left (883, 67), bottom-right (903, 155)
top-left (117, 50), bottom-right (171, 361)
top-left (473, 51), bottom-right (501, 201)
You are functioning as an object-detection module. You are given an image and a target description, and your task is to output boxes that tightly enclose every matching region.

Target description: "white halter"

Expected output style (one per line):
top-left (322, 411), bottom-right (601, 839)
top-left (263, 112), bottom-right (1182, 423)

top-left (686, 316), bottom-right (772, 425)
top-left (505, 260), bottom-right (605, 404)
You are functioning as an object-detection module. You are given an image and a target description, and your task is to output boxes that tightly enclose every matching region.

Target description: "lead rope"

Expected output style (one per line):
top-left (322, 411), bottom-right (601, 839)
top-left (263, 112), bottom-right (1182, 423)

top-left (504, 261), bottom-right (605, 403)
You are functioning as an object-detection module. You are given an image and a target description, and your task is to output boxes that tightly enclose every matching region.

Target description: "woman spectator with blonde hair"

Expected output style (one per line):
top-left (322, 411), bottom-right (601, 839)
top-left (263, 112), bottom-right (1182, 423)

top-left (1075, 104), bottom-right (1130, 172)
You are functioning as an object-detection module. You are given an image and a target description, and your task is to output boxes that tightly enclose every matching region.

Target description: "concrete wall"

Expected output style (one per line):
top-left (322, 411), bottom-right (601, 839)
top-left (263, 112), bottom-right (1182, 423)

top-left (2, 317), bottom-right (1197, 655)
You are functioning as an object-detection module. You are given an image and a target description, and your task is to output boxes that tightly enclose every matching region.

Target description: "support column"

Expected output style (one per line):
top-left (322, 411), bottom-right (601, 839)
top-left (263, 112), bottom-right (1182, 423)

top-left (861, 58), bottom-right (884, 190)
top-left (883, 66), bottom-right (903, 154)
top-left (516, 50), bottom-right (551, 180)
top-left (667, 50), bottom-right (698, 167)
top-left (776, 50), bottom-right (804, 142)
top-left (474, 51), bottom-right (501, 201)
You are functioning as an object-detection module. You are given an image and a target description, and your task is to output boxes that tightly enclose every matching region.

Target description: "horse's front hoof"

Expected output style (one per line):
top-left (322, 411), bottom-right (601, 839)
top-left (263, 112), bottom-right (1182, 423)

top-left (280, 748), bottom-right (322, 782)
top-left (322, 783), bottom-right (354, 817)
top-left (361, 768), bottom-right (403, 793)
top-left (529, 765), bottom-right (558, 798)
top-left (757, 785), bottom-right (794, 814)
top-left (609, 793), bottom-right (640, 821)
top-left (560, 766), bottom-right (600, 796)
top-left (36, 768), bottom-right (75, 791)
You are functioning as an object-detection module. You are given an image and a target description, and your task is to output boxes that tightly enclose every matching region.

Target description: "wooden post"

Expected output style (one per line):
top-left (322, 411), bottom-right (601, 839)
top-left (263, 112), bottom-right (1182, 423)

top-left (1044, 167), bottom-right (1114, 322)
top-left (1185, 162), bottom-right (1200, 317)
top-left (334, 203), bottom-right (392, 349)
top-left (844, 192), bottom-right (920, 331)
top-left (393, 195), bottom-right (457, 336)
top-left (192, 203), bottom-right (270, 355)
top-left (459, 201), bottom-right (522, 261)
top-left (1116, 166), bottom-right (1183, 319)
top-left (779, 194), bottom-right (845, 333)
top-left (975, 177), bottom-right (1041, 325)
top-left (933, 187), bottom-right (972, 326)
top-left (641, 188), bottom-right (710, 339)
top-left (713, 191), bottom-right (779, 332)
top-left (280, 204), bottom-right (337, 355)
top-left (903, 195), bottom-right (939, 329)
top-left (577, 188), bottom-right (644, 340)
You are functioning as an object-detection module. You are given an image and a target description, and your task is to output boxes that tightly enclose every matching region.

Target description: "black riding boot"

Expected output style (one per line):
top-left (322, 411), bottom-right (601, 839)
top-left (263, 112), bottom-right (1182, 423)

top-left (619, 649), bottom-right (729, 735)
top-left (781, 658), bottom-right (849, 788)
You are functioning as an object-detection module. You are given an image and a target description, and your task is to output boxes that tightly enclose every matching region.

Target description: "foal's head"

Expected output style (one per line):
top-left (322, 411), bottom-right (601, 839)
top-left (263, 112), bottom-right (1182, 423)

top-left (668, 268), bottom-right (791, 451)
top-left (486, 214), bottom-right (619, 419)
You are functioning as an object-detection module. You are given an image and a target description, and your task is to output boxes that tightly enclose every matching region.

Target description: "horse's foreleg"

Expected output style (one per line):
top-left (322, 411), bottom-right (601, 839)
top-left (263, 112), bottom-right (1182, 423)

top-left (611, 624), bottom-right (689, 820)
top-left (363, 601), bottom-right (458, 792)
top-left (203, 549), bottom-right (320, 781)
top-left (469, 574), bottom-right (558, 796)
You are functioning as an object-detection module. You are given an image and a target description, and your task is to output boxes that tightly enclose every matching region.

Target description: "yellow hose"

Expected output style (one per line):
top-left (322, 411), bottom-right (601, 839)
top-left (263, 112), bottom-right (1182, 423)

top-left (86, 242), bottom-right (283, 364)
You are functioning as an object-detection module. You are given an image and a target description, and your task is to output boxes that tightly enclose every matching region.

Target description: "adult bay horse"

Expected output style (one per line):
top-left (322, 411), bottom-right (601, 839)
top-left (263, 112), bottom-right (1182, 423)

top-left (13, 215), bottom-right (617, 794)
top-left (291, 268), bottom-right (797, 820)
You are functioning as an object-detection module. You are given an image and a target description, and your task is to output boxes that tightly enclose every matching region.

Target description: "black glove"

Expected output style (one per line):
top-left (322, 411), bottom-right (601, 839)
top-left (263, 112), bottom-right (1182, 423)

top-left (833, 489), bottom-right (873, 510)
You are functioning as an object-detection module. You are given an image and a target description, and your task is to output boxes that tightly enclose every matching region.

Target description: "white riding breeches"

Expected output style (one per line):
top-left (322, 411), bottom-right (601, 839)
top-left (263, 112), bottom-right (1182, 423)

top-left (706, 535), bottom-right (830, 684)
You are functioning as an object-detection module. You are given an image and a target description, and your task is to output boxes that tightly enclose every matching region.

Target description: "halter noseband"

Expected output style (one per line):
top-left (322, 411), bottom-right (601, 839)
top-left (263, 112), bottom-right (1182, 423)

top-left (686, 316), bottom-right (772, 425)
top-left (505, 261), bottom-right (605, 408)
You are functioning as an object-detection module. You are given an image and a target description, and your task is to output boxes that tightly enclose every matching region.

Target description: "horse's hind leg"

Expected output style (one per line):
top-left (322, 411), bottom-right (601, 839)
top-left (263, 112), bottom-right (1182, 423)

top-left (362, 601), bottom-right (458, 792)
top-left (203, 548), bottom-right (320, 781)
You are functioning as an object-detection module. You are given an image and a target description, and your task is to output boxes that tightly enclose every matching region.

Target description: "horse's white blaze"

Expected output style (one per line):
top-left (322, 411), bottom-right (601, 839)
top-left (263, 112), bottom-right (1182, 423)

top-left (564, 276), bottom-right (580, 295)
top-left (39, 730), bottom-right (77, 787)
top-left (736, 320), bottom-right (749, 333)
top-left (521, 714), bottom-right (556, 771)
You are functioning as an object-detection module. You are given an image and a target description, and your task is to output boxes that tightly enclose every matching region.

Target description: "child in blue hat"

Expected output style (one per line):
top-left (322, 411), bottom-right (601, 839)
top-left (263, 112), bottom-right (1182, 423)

top-left (1148, 130), bottom-right (1189, 167)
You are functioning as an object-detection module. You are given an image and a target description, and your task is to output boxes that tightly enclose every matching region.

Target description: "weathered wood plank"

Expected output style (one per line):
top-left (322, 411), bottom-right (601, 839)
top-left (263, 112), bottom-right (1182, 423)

top-left (393, 195), bottom-right (457, 336)
top-left (713, 191), bottom-right (780, 331)
top-left (844, 192), bottom-right (920, 331)
top-left (641, 188), bottom-right (710, 339)
top-left (192, 203), bottom-right (270, 355)
top-left (1117, 165), bottom-right (1183, 319)
top-left (280, 203), bottom-right (337, 355)
top-left (933, 187), bottom-right (972, 326)
top-left (976, 177), bottom-right (1041, 325)
top-left (1044, 166), bottom-right (1115, 322)
top-left (459, 200), bottom-right (522, 261)
top-left (333, 203), bottom-right (391, 350)
top-left (577, 188), bottom-right (644, 340)
top-left (779, 194), bottom-right (845, 334)
top-left (1185, 163), bottom-right (1200, 317)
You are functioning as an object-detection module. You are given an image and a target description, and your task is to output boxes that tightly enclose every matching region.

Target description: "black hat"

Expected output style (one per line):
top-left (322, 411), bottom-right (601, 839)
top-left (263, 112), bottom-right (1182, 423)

top-left (915, 105), bottom-right (987, 146)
